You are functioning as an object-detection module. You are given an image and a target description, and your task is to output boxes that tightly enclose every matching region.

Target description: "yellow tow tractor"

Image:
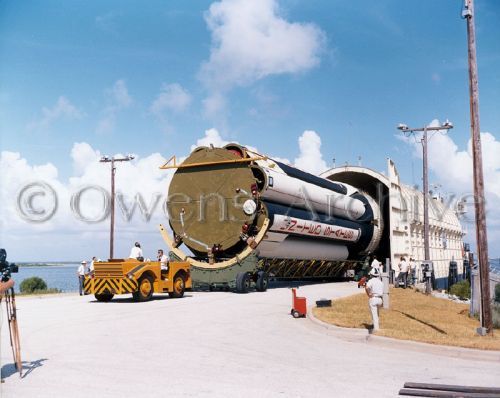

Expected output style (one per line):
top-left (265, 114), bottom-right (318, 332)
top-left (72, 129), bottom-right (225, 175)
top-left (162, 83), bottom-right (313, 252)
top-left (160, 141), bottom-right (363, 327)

top-left (83, 259), bottom-right (191, 302)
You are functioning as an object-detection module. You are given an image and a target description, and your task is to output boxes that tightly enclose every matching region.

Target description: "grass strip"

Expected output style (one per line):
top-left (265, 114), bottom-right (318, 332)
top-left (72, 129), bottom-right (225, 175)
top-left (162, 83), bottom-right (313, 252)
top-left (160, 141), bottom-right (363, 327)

top-left (313, 287), bottom-right (500, 351)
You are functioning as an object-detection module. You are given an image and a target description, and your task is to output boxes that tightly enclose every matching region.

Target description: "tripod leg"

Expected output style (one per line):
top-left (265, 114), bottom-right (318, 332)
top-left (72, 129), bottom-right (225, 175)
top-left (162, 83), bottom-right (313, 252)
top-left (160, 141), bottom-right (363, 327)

top-left (5, 288), bottom-right (22, 377)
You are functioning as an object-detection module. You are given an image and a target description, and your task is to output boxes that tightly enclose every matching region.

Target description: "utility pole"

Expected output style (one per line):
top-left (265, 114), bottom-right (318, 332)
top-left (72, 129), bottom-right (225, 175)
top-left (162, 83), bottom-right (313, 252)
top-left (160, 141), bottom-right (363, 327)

top-left (463, 0), bottom-right (492, 334)
top-left (100, 154), bottom-right (134, 259)
top-left (397, 121), bottom-right (453, 294)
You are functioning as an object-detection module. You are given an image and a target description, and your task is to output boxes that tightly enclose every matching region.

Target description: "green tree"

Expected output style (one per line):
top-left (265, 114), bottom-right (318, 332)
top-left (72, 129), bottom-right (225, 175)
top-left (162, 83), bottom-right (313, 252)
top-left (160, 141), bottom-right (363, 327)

top-left (495, 283), bottom-right (500, 303)
top-left (20, 277), bottom-right (48, 293)
top-left (449, 280), bottom-right (471, 300)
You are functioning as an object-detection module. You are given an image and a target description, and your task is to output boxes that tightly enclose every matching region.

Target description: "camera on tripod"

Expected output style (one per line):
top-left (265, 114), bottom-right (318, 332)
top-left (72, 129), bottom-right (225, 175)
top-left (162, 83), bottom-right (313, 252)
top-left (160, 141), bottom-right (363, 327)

top-left (0, 248), bottom-right (18, 282)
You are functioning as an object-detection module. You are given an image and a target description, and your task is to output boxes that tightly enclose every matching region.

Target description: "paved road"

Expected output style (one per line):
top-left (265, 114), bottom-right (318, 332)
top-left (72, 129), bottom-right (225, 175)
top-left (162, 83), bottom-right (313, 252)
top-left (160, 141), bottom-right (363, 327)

top-left (1, 282), bottom-right (499, 397)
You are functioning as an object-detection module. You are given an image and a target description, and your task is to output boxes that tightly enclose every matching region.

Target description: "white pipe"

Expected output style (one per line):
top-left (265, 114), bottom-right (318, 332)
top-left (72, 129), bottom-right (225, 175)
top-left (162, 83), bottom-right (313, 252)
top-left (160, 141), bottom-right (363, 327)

top-left (258, 237), bottom-right (349, 261)
top-left (261, 167), bottom-right (366, 221)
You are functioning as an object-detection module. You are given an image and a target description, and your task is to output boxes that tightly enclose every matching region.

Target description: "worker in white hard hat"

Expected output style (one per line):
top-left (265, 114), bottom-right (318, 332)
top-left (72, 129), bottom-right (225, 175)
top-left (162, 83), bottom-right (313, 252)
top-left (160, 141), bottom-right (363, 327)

top-left (77, 261), bottom-right (88, 296)
top-left (365, 268), bottom-right (383, 331)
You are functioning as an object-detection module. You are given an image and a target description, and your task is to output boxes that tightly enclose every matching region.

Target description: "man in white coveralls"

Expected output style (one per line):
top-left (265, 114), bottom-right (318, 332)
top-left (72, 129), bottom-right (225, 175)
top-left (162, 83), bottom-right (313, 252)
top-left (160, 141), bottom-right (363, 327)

top-left (365, 268), bottom-right (383, 331)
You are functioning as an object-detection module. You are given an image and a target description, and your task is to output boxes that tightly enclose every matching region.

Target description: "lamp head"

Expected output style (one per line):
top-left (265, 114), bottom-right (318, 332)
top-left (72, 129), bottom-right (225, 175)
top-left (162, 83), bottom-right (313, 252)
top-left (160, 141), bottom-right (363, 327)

top-left (397, 123), bottom-right (409, 131)
top-left (442, 120), bottom-right (453, 129)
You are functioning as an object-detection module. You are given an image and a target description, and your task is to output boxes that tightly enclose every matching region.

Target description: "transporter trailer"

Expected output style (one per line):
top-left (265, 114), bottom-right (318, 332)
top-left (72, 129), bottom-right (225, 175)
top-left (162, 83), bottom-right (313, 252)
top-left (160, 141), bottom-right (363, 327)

top-left (84, 259), bottom-right (192, 302)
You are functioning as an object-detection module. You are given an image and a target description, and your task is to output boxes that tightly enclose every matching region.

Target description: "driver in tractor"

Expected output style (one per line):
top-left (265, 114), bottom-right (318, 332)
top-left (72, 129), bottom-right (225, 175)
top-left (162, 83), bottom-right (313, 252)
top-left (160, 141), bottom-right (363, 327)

top-left (157, 249), bottom-right (169, 279)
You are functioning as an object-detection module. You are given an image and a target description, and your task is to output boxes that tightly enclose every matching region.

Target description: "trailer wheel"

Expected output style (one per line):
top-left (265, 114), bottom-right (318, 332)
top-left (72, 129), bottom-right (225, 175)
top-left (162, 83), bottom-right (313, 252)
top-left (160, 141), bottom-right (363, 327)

top-left (95, 293), bottom-right (114, 302)
top-left (170, 274), bottom-right (185, 298)
top-left (292, 310), bottom-right (302, 318)
top-left (255, 271), bottom-right (268, 292)
top-left (133, 275), bottom-right (154, 302)
top-left (235, 272), bottom-right (250, 293)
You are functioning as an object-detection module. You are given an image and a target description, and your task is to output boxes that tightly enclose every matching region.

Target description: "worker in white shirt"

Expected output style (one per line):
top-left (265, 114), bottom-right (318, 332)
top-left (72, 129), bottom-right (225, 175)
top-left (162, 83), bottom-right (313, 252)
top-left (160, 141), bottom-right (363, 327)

top-left (77, 261), bottom-right (88, 296)
top-left (370, 255), bottom-right (382, 274)
top-left (365, 268), bottom-right (383, 331)
top-left (397, 257), bottom-right (409, 288)
top-left (129, 242), bottom-right (143, 261)
top-left (89, 256), bottom-right (97, 273)
top-left (157, 249), bottom-right (169, 277)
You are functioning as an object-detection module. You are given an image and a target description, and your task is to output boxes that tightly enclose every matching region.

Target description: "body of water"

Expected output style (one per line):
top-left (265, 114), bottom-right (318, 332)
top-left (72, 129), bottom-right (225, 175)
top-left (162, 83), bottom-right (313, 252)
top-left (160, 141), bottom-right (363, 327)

top-left (490, 258), bottom-right (500, 276)
top-left (14, 263), bottom-right (80, 293)
top-left (9, 258), bottom-right (500, 294)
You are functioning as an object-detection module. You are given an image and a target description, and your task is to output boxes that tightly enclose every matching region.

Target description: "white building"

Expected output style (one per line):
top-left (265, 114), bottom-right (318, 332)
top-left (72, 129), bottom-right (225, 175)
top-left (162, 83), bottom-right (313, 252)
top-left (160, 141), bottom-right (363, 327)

top-left (321, 159), bottom-right (465, 288)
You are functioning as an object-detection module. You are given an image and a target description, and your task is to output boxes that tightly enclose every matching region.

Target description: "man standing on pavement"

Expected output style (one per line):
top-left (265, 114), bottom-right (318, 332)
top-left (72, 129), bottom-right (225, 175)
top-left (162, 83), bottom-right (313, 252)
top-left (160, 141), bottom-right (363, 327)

top-left (398, 257), bottom-right (409, 288)
top-left (365, 269), bottom-right (384, 331)
top-left (365, 268), bottom-right (383, 332)
top-left (77, 261), bottom-right (88, 296)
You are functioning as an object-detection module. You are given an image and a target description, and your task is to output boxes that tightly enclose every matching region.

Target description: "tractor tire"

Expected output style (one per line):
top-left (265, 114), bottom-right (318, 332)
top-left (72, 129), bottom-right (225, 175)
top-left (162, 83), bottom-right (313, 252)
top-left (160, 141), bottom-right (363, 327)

top-left (255, 271), bottom-right (269, 292)
top-left (170, 274), bottom-right (185, 298)
top-left (95, 293), bottom-right (114, 302)
top-left (235, 272), bottom-right (250, 293)
top-left (133, 275), bottom-right (154, 302)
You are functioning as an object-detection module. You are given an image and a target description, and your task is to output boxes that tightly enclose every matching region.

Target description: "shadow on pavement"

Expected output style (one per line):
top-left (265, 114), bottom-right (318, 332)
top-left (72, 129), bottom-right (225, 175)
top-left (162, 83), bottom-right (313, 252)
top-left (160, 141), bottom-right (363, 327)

top-left (196, 279), bottom-right (350, 293)
top-left (1, 358), bottom-right (48, 380)
top-left (362, 322), bottom-right (373, 330)
top-left (89, 294), bottom-right (193, 303)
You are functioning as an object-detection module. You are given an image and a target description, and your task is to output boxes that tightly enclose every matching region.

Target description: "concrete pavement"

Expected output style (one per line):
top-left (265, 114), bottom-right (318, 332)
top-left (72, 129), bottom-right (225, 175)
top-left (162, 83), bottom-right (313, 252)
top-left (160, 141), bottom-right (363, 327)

top-left (1, 281), bottom-right (499, 398)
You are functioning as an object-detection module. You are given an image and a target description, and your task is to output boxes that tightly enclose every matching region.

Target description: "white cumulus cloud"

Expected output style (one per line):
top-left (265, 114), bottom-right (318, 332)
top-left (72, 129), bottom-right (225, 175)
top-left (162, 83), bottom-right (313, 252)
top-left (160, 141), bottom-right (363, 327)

top-left (401, 119), bottom-right (500, 253)
top-left (190, 128), bottom-right (326, 175)
top-left (110, 79), bottom-right (133, 108)
top-left (191, 128), bottom-right (229, 150)
top-left (71, 142), bottom-right (102, 176)
top-left (0, 143), bottom-right (174, 261)
top-left (294, 130), bottom-right (328, 175)
top-left (200, 0), bottom-right (325, 117)
top-left (28, 96), bottom-right (84, 130)
top-left (403, 120), bottom-right (500, 199)
top-left (96, 80), bottom-right (133, 134)
top-left (150, 83), bottom-right (192, 116)
top-left (202, 92), bottom-right (227, 118)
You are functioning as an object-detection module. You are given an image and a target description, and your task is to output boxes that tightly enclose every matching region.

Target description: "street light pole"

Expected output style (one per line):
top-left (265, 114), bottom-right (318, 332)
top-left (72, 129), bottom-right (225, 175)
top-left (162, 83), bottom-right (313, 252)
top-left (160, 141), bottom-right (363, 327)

top-left (463, 0), bottom-right (492, 334)
top-left (422, 126), bottom-right (430, 262)
top-left (100, 154), bottom-right (134, 259)
top-left (110, 158), bottom-right (116, 260)
top-left (397, 121), bottom-right (453, 293)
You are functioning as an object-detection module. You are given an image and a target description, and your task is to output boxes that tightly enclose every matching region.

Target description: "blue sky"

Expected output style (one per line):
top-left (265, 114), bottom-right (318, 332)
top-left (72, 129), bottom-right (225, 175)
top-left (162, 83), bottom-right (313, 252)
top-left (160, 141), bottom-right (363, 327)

top-left (1, 0), bottom-right (499, 260)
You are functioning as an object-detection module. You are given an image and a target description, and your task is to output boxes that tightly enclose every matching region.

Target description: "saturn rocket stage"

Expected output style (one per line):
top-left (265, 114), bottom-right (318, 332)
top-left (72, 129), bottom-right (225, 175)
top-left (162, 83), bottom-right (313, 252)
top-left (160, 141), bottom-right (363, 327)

top-left (160, 143), bottom-right (384, 291)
